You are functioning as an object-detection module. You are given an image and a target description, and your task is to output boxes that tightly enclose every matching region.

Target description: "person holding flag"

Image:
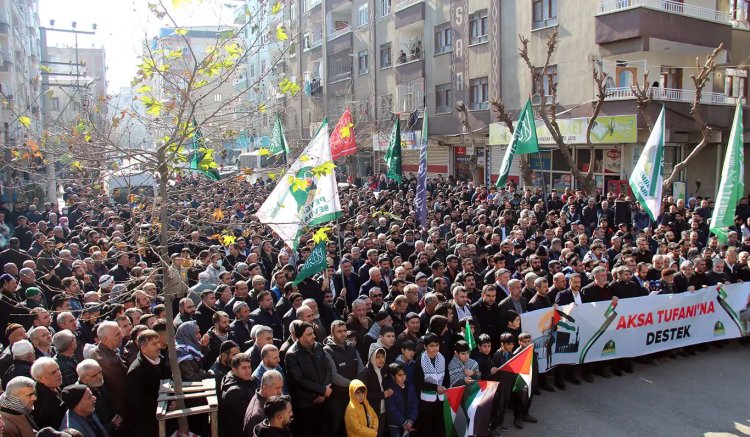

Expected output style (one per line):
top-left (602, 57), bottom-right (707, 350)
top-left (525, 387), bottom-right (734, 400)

top-left (385, 117), bottom-right (403, 185)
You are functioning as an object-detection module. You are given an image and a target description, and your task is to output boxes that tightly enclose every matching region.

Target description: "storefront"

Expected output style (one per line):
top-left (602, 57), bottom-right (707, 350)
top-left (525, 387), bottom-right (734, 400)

top-left (488, 114), bottom-right (644, 194)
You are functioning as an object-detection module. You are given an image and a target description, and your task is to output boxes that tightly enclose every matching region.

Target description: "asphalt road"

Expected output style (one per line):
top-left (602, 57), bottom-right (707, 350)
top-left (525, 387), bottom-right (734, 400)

top-left (507, 342), bottom-right (750, 437)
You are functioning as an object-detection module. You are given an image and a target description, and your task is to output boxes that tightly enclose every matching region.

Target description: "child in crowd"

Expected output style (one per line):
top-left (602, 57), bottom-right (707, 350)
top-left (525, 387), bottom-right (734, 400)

top-left (345, 380), bottom-right (379, 437)
top-left (415, 333), bottom-right (448, 436)
top-left (385, 363), bottom-right (418, 437)
top-left (448, 340), bottom-right (480, 387)
top-left (471, 333), bottom-right (494, 380)
top-left (395, 340), bottom-right (417, 384)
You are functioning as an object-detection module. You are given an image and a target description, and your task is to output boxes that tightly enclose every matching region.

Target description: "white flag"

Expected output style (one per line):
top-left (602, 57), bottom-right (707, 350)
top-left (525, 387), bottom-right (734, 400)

top-left (255, 120), bottom-right (342, 249)
top-left (629, 106), bottom-right (665, 221)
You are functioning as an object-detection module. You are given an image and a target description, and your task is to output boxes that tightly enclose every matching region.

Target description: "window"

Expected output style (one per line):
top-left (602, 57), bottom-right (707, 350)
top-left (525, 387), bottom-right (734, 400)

top-left (358, 50), bottom-right (369, 74)
top-left (379, 94), bottom-right (392, 120)
top-left (732, 0), bottom-right (749, 24)
top-left (250, 64), bottom-right (256, 78)
top-left (532, 0), bottom-right (558, 30)
top-left (50, 97), bottom-right (60, 110)
top-left (725, 68), bottom-right (747, 99)
top-left (435, 83), bottom-right (452, 114)
top-left (532, 65), bottom-right (557, 104)
top-left (379, 43), bottom-right (392, 68)
top-left (214, 93), bottom-right (223, 103)
top-left (434, 23), bottom-right (452, 54)
top-left (379, 0), bottom-right (391, 17)
top-left (358, 4), bottom-right (369, 27)
top-left (469, 77), bottom-right (488, 110)
top-left (469, 10), bottom-right (488, 45)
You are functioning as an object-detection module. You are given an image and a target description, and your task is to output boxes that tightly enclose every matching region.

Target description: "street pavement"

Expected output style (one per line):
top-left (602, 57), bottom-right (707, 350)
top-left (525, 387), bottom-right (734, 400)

top-left (507, 342), bottom-right (750, 437)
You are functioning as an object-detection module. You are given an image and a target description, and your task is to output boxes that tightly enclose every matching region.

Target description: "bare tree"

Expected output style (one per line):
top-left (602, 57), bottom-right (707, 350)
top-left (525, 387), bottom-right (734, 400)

top-left (630, 43), bottom-right (724, 191)
top-left (518, 29), bottom-right (609, 195)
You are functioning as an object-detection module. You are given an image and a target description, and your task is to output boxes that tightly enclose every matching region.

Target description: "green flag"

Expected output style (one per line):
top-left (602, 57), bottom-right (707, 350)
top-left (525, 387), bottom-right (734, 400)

top-left (268, 114), bottom-right (289, 156)
top-left (463, 320), bottom-right (476, 351)
top-left (188, 118), bottom-right (220, 181)
top-left (496, 99), bottom-right (538, 187)
top-left (710, 103), bottom-right (744, 244)
top-left (629, 106), bottom-right (665, 221)
top-left (293, 242), bottom-right (328, 285)
top-left (384, 117), bottom-right (403, 183)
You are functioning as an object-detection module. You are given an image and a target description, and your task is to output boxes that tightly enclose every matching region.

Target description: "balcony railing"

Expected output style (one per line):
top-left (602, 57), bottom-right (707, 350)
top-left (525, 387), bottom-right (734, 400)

top-left (598, 0), bottom-right (731, 24)
top-left (303, 0), bottom-right (322, 13)
top-left (394, 0), bottom-right (423, 13)
top-left (396, 51), bottom-right (422, 66)
top-left (605, 86), bottom-right (739, 105)
top-left (327, 25), bottom-right (351, 41)
top-left (328, 70), bottom-right (352, 84)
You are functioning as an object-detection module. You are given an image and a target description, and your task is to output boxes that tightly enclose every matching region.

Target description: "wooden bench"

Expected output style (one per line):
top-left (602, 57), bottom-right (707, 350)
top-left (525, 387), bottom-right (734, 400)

top-left (156, 379), bottom-right (219, 437)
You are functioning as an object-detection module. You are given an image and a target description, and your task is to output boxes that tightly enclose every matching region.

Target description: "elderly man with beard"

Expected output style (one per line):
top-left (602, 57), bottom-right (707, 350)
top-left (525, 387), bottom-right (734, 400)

top-left (76, 359), bottom-right (123, 434)
top-left (30, 357), bottom-right (65, 429)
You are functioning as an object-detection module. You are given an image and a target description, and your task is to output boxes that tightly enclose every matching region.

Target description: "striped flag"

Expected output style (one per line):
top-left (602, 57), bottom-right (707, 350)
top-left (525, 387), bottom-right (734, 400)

top-left (498, 344), bottom-right (534, 398)
top-left (443, 381), bottom-right (499, 437)
top-left (709, 103), bottom-right (744, 244)
top-left (415, 108), bottom-right (428, 228)
top-left (463, 319), bottom-right (476, 351)
top-left (629, 106), bottom-right (665, 221)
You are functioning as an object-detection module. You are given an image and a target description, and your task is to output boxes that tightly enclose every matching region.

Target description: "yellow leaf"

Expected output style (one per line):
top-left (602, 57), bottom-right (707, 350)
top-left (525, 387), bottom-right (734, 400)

top-left (212, 208), bottom-right (225, 221)
top-left (135, 84), bottom-right (152, 94)
top-left (311, 161), bottom-right (336, 177)
top-left (271, 2), bottom-right (283, 14)
top-left (18, 116), bottom-right (31, 128)
top-left (222, 235), bottom-right (237, 247)
top-left (258, 148), bottom-right (271, 156)
top-left (39, 64), bottom-right (51, 73)
top-left (299, 155), bottom-right (310, 162)
top-left (268, 172), bottom-right (277, 180)
top-left (340, 122), bottom-right (354, 139)
top-left (71, 161), bottom-right (83, 171)
top-left (243, 168), bottom-right (254, 175)
top-left (275, 24), bottom-right (288, 41)
top-left (174, 28), bottom-right (188, 36)
top-left (312, 227), bottom-right (331, 244)
top-left (165, 49), bottom-right (183, 60)
top-left (258, 103), bottom-right (267, 113)
top-left (288, 176), bottom-right (310, 192)
top-left (172, 0), bottom-right (190, 8)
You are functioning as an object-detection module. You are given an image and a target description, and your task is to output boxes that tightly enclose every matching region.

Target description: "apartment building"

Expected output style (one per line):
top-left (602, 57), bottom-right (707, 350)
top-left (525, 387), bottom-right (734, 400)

top-left (275, 0), bottom-right (749, 196)
top-left (148, 26), bottom-right (244, 162)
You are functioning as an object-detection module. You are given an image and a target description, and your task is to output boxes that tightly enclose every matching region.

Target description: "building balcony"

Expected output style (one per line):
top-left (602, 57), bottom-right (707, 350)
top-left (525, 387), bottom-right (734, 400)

top-left (303, 0), bottom-right (323, 14)
top-left (605, 86), bottom-right (743, 106)
top-left (233, 75), bottom-right (248, 90)
top-left (303, 38), bottom-right (323, 52)
top-left (596, 0), bottom-right (733, 53)
top-left (394, 0), bottom-right (423, 13)
top-left (327, 25), bottom-right (351, 42)
top-left (328, 70), bottom-right (352, 84)
top-left (395, 53), bottom-right (423, 83)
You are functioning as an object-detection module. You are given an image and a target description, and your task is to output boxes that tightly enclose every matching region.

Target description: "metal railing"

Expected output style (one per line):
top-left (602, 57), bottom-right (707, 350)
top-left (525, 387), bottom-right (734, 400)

top-left (394, 0), bottom-right (423, 13)
top-left (327, 25), bottom-right (351, 41)
top-left (598, 0), bottom-right (731, 24)
top-left (304, 0), bottom-right (322, 13)
top-left (605, 86), bottom-right (736, 105)
top-left (328, 70), bottom-right (352, 84)
top-left (303, 38), bottom-right (323, 52)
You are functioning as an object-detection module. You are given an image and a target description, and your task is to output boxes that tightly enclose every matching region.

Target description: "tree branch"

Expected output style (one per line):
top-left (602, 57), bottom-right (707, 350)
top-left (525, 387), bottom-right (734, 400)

top-left (663, 43), bottom-right (724, 190)
top-left (585, 68), bottom-right (609, 181)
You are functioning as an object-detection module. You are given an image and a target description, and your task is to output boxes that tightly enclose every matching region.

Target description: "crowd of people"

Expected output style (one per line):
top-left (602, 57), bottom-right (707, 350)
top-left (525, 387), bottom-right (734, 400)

top-left (0, 171), bottom-right (749, 437)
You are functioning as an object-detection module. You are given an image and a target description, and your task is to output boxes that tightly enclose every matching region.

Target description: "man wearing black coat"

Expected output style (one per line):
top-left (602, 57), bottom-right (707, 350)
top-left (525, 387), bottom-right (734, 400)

top-left (194, 290), bottom-right (219, 334)
top-left (219, 353), bottom-right (257, 437)
top-left (250, 291), bottom-right (284, 341)
top-left (609, 267), bottom-right (648, 299)
top-left (31, 357), bottom-right (66, 429)
top-left (471, 285), bottom-right (503, 351)
top-left (127, 330), bottom-right (163, 437)
top-left (285, 322), bottom-right (332, 437)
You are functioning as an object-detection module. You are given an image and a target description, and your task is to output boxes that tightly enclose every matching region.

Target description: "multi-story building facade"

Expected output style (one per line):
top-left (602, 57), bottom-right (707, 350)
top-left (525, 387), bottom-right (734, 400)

top-left (147, 26), bottom-right (244, 164)
top-left (279, 0), bottom-right (749, 196)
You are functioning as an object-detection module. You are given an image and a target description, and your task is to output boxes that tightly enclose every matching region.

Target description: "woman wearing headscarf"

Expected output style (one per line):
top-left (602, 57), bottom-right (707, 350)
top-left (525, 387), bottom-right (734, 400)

top-left (175, 321), bottom-right (209, 382)
top-left (0, 376), bottom-right (39, 437)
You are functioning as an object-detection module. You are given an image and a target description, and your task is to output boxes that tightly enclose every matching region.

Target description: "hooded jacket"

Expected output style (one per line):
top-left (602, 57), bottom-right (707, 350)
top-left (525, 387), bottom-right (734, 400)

top-left (344, 379), bottom-right (378, 437)
top-left (219, 371), bottom-right (257, 437)
top-left (357, 347), bottom-right (388, 415)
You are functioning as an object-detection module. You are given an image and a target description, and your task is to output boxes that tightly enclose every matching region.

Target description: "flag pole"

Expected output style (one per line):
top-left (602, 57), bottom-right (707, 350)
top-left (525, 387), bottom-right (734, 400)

top-left (528, 94), bottom-right (549, 213)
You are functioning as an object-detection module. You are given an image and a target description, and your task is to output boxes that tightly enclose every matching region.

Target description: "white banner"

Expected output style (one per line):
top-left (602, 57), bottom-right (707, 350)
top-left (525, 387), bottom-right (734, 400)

top-left (521, 283), bottom-right (750, 373)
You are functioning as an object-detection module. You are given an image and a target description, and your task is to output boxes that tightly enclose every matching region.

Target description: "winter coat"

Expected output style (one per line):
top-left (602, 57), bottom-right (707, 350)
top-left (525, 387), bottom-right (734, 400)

top-left (127, 353), bottom-right (163, 437)
top-left (344, 379), bottom-right (379, 437)
top-left (384, 378), bottom-right (418, 429)
top-left (219, 371), bottom-right (257, 437)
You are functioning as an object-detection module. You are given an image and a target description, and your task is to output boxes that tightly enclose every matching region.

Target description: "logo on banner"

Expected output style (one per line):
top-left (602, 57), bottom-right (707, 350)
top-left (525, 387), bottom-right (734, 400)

top-left (713, 321), bottom-right (725, 336)
top-left (601, 339), bottom-right (616, 356)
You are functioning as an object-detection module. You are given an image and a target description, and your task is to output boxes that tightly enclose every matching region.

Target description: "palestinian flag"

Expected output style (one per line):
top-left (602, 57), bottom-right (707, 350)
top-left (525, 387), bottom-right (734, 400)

top-left (552, 308), bottom-right (575, 332)
top-left (498, 345), bottom-right (533, 399)
top-left (443, 381), bottom-right (499, 437)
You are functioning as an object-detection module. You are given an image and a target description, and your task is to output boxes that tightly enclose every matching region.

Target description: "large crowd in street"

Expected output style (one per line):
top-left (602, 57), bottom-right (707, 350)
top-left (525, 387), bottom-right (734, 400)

top-left (0, 171), bottom-right (749, 437)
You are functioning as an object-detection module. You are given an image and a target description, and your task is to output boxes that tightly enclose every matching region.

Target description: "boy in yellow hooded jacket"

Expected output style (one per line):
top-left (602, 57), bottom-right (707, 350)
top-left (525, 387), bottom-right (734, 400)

top-left (344, 379), bottom-right (379, 437)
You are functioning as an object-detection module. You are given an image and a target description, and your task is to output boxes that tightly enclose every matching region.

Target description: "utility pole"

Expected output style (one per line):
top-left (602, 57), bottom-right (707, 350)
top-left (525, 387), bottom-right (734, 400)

top-left (39, 22), bottom-right (96, 203)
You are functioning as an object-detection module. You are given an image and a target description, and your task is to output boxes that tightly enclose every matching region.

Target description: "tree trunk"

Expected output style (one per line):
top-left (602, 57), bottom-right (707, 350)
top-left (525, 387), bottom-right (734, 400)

top-left (518, 155), bottom-right (533, 187)
top-left (157, 155), bottom-right (190, 434)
